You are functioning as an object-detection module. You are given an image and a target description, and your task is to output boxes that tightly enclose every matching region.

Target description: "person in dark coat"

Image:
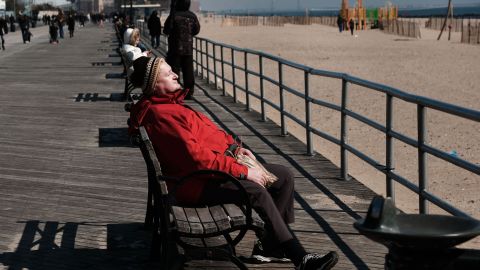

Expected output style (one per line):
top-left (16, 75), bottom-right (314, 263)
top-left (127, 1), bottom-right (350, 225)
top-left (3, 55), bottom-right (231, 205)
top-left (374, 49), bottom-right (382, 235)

top-left (147, 10), bottom-right (161, 48)
top-left (0, 17), bottom-right (7, 50)
top-left (9, 15), bottom-right (16, 32)
top-left (67, 14), bottom-right (75, 38)
top-left (164, 0), bottom-right (200, 99)
top-left (18, 14), bottom-right (31, 43)
top-left (349, 18), bottom-right (355, 35)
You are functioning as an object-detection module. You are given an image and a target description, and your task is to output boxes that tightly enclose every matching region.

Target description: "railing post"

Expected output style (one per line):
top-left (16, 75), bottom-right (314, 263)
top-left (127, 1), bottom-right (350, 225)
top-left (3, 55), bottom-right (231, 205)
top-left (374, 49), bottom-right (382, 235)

top-left (386, 94), bottom-right (395, 200)
top-left (195, 38), bottom-right (199, 76)
top-left (340, 76), bottom-right (349, 180)
top-left (221, 45), bottom-right (226, 96)
top-left (231, 49), bottom-right (237, 102)
top-left (213, 44), bottom-right (217, 89)
top-left (279, 62), bottom-right (287, 136)
top-left (245, 51), bottom-right (250, 111)
top-left (206, 41), bottom-right (210, 84)
top-left (259, 55), bottom-right (266, 121)
top-left (418, 105), bottom-right (428, 214)
top-left (200, 40), bottom-right (204, 78)
top-left (305, 70), bottom-right (313, 156)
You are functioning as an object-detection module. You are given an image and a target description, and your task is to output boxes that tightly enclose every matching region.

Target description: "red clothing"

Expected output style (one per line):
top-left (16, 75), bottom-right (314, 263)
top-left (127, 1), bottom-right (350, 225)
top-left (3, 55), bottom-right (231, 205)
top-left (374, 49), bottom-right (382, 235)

top-left (129, 90), bottom-right (248, 203)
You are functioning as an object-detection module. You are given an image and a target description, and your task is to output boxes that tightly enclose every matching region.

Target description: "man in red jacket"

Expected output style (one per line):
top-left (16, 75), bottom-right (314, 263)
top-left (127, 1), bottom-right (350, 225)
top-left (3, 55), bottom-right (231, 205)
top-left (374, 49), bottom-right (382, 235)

top-left (128, 56), bottom-right (338, 270)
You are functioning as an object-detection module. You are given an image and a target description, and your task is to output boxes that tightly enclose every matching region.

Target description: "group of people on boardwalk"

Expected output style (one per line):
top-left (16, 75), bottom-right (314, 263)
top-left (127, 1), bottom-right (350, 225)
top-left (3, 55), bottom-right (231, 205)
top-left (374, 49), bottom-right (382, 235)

top-left (121, 0), bottom-right (340, 269)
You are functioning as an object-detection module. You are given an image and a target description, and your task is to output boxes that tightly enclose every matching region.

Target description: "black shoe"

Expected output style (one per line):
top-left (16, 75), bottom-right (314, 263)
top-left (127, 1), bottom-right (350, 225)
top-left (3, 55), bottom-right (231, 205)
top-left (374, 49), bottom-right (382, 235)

top-left (250, 240), bottom-right (291, 263)
top-left (297, 251), bottom-right (338, 270)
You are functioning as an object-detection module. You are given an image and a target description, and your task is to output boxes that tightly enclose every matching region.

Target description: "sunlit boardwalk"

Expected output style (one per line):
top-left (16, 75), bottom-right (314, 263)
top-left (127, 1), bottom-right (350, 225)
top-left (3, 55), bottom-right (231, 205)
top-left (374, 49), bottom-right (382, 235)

top-left (0, 23), bottom-right (385, 270)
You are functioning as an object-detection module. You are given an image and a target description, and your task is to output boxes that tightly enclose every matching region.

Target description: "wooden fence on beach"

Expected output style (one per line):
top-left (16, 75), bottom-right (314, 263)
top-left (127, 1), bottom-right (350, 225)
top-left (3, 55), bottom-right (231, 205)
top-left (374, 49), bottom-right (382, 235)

top-left (462, 22), bottom-right (480, 45)
top-left (220, 15), bottom-right (337, 27)
top-left (381, 19), bottom-right (421, 38)
top-left (425, 17), bottom-right (464, 32)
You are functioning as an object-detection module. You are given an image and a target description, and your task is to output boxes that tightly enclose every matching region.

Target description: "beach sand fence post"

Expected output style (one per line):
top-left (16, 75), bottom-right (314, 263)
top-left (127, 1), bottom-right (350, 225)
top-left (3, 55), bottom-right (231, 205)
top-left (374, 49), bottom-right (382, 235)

top-left (259, 55), bottom-right (266, 122)
top-left (340, 76), bottom-right (349, 181)
top-left (279, 62), bottom-right (287, 136)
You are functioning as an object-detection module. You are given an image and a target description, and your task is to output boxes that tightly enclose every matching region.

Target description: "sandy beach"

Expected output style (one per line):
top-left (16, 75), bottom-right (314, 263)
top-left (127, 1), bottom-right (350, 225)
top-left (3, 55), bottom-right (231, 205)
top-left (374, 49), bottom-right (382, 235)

top-left (195, 16), bottom-right (480, 236)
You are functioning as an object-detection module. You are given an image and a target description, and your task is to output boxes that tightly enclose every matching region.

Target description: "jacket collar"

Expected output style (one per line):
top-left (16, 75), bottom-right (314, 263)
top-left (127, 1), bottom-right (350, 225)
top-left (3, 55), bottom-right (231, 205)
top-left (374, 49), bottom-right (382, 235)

top-left (150, 89), bottom-right (189, 105)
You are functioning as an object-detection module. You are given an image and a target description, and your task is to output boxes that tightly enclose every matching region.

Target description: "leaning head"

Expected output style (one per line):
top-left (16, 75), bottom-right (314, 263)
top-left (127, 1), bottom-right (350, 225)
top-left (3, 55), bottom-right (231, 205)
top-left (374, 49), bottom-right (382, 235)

top-left (130, 57), bottom-right (181, 97)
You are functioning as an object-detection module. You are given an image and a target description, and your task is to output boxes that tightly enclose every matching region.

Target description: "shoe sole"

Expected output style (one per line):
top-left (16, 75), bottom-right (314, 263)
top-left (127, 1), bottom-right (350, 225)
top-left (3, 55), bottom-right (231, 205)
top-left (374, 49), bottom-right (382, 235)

top-left (319, 251), bottom-right (339, 270)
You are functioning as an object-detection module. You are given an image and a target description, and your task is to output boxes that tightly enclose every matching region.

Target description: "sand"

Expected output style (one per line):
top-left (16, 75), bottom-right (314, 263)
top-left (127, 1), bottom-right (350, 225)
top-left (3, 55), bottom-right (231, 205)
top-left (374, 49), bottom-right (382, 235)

top-left (196, 16), bottom-right (480, 246)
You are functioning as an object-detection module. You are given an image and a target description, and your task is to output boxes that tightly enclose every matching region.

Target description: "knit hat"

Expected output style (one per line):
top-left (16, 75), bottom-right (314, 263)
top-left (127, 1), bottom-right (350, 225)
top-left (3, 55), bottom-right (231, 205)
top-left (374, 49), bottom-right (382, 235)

top-left (130, 56), bottom-right (165, 96)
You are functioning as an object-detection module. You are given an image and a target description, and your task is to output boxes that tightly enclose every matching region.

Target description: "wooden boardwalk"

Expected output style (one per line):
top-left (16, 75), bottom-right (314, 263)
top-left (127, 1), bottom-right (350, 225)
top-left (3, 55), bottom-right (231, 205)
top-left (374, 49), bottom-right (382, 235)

top-left (0, 24), bottom-right (386, 269)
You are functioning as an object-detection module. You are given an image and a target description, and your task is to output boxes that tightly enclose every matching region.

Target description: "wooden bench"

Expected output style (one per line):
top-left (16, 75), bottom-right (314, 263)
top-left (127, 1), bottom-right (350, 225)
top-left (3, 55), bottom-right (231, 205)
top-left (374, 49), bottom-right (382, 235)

top-left (135, 126), bottom-right (265, 269)
top-left (114, 25), bottom-right (141, 104)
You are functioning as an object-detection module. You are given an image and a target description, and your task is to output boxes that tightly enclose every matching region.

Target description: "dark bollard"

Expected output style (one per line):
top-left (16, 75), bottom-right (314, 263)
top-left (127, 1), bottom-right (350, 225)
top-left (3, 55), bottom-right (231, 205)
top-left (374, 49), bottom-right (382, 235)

top-left (354, 196), bottom-right (480, 269)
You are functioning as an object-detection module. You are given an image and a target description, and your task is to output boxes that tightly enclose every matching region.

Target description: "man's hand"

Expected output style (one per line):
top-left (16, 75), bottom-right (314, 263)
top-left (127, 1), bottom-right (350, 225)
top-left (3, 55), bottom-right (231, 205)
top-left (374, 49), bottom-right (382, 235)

top-left (246, 167), bottom-right (266, 187)
top-left (237, 147), bottom-right (256, 160)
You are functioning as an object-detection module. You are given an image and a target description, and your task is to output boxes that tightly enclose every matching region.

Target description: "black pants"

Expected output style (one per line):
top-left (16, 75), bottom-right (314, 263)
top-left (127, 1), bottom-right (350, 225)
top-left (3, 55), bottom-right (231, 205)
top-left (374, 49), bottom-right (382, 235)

top-left (167, 53), bottom-right (195, 97)
top-left (198, 164), bottom-right (295, 246)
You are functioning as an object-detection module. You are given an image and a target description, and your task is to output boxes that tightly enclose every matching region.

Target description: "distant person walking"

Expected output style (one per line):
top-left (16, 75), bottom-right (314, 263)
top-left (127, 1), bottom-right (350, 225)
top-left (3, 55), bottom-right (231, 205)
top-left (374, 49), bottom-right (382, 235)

top-left (0, 17), bottom-right (7, 50)
top-left (164, 0), bottom-right (200, 99)
top-left (9, 15), bottom-right (15, 32)
top-left (349, 19), bottom-right (355, 36)
top-left (147, 10), bottom-right (161, 48)
top-left (337, 15), bottom-right (343, 33)
top-left (57, 10), bottom-right (65, 39)
top-left (67, 14), bottom-right (75, 38)
top-left (18, 14), bottom-right (31, 43)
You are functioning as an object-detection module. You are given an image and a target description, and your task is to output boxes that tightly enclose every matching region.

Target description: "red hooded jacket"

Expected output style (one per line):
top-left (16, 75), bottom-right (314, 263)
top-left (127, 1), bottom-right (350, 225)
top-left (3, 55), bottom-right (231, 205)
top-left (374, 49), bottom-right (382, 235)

top-left (129, 90), bottom-right (248, 203)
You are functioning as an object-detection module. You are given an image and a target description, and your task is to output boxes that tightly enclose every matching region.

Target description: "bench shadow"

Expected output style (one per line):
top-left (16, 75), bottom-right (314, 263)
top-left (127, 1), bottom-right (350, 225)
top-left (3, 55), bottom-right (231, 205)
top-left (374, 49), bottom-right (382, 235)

top-left (74, 93), bottom-right (126, 102)
top-left (0, 220), bottom-right (158, 270)
top-left (99, 127), bottom-right (134, 148)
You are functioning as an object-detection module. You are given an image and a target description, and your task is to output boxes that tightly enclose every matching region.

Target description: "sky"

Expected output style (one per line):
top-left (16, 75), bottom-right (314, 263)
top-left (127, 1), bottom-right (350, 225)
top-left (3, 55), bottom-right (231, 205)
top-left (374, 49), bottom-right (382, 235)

top-left (198, 0), bottom-right (480, 11)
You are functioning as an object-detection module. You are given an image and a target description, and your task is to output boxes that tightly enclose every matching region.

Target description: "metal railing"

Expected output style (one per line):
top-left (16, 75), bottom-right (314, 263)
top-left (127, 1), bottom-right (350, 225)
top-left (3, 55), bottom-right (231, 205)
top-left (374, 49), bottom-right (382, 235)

top-left (135, 21), bottom-right (480, 219)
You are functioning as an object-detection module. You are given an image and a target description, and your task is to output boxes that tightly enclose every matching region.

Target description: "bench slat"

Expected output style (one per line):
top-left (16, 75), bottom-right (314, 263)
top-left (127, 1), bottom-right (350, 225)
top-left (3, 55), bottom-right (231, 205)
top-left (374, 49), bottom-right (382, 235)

top-left (209, 205), bottom-right (231, 231)
top-left (172, 206), bottom-right (190, 233)
top-left (196, 207), bottom-right (218, 234)
top-left (180, 237), bottom-right (205, 247)
top-left (203, 235), bottom-right (228, 247)
top-left (223, 204), bottom-right (246, 227)
top-left (184, 207), bottom-right (203, 234)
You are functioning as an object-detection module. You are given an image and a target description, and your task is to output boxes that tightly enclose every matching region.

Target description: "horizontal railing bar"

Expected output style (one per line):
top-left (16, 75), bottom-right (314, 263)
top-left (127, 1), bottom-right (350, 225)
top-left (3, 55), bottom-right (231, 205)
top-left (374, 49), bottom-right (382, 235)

top-left (344, 144), bottom-right (386, 172)
top-left (310, 98), bottom-right (341, 112)
top-left (389, 130), bottom-right (418, 148)
top-left (422, 144), bottom-right (480, 174)
top-left (347, 75), bottom-right (480, 121)
top-left (345, 109), bottom-right (387, 134)
top-left (421, 190), bottom-right (472, 218)
top-left (310, 127), bottom-right (342, 146)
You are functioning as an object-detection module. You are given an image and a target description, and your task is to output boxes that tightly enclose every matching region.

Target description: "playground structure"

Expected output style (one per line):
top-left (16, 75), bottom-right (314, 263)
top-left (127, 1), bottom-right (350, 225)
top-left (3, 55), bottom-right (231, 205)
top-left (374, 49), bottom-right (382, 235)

top-left (340, 0), bottom-right (398, 30)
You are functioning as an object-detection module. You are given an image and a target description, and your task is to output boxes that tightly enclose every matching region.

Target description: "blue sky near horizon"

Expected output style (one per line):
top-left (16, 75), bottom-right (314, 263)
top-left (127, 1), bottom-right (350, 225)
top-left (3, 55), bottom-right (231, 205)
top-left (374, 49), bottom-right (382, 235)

top-left (198, 0), bottom-right (480, 11)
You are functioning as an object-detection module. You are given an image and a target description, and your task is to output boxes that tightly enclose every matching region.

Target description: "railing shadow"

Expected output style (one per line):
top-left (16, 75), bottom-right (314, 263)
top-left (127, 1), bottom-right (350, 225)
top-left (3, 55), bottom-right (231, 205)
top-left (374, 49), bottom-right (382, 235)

top-left (0, 221), bottom-right (157, 270)
top-left (193, 83), bottom-right (373, 269)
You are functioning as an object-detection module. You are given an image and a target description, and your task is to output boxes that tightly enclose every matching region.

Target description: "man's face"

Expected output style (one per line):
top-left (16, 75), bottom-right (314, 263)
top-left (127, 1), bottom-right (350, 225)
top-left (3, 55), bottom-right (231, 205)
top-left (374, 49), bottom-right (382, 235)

top-left (154, 62), bottom-right (181, 94)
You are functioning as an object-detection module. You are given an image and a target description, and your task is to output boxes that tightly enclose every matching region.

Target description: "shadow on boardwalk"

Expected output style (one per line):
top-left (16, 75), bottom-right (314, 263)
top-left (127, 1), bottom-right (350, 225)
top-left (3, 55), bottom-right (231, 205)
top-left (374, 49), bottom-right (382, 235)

top-left (0, 23), bottom-right (385, 270)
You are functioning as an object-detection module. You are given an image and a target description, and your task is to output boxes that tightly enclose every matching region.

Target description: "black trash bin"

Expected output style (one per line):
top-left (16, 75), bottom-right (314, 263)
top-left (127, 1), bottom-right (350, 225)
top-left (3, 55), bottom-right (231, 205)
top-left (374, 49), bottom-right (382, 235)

top-left (354, 196), bottom-right (480, 269)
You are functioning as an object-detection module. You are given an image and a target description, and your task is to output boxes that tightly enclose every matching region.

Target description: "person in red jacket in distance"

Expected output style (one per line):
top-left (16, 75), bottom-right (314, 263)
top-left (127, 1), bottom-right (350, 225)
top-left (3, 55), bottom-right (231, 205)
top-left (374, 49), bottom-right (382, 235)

top-left (128, 56), bottom-right (338, 270)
